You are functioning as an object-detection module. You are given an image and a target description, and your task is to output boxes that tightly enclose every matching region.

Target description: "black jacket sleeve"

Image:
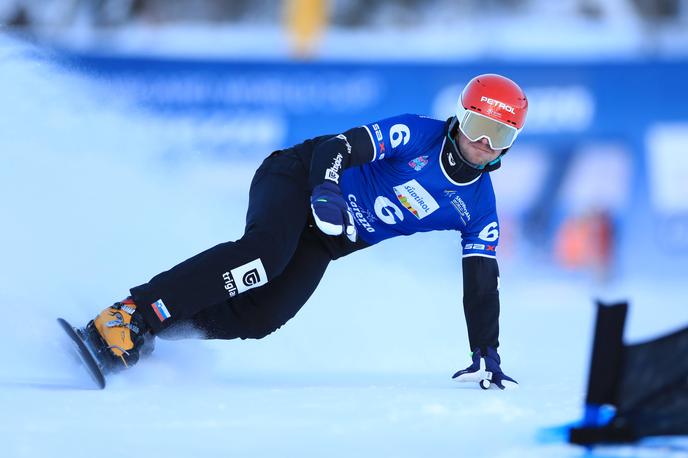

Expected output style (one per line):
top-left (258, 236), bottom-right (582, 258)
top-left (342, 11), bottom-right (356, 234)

top-left (309, 127), bottom-right (375, 189)
top-left (462, 255), bottom-right (500, 352)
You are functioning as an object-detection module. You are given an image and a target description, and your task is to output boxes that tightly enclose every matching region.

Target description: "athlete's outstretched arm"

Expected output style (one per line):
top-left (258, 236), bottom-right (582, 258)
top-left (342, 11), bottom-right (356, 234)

top-left (455, 255), bottom-right (518, 389)
top-left (462, 255), bottom-right (500, 352)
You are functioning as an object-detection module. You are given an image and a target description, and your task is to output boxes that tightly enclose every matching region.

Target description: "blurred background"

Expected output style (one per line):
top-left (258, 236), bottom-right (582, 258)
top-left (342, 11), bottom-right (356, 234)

top-left (3, 0), bottom-right (687, 285)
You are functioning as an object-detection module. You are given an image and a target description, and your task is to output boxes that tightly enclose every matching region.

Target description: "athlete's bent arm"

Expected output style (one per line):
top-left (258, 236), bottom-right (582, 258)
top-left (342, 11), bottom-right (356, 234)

top-left (308, 127), bottom-right (375, 189)
top-left (308, 127), bottom-right (375, 240)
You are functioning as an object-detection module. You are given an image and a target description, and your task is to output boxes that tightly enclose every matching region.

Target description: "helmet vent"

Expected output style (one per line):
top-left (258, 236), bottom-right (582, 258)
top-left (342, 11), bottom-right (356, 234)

top-left (470, 105), bottom-right (482, 112)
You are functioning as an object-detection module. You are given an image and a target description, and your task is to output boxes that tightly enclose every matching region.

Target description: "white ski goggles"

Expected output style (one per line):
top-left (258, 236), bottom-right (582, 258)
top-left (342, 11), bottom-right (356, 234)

top-left (458, 110), bottom-right (520, 150)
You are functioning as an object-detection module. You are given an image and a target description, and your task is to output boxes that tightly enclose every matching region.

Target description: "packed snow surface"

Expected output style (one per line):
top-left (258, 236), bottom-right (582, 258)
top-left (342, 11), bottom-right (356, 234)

top-left (1, 37), bottom-right (687, 458)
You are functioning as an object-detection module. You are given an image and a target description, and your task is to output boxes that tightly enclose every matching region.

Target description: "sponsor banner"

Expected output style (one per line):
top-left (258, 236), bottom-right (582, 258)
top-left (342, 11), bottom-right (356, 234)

top-left (60, 54), bottom-right (688, 273)
top-left (62, 54), bottom-right (688, 148)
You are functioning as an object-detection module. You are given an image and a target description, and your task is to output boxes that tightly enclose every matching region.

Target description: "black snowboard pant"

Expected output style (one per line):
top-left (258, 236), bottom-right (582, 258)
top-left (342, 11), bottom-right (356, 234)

top-left (131, 149), bottom-right (366, 340)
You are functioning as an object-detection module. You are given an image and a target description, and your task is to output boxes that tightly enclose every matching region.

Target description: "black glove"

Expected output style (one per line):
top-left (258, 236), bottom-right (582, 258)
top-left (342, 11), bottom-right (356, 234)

top-left (452, 347), bottom-right (518, 390)
top-left (310, 182), bottom-right (357, 242)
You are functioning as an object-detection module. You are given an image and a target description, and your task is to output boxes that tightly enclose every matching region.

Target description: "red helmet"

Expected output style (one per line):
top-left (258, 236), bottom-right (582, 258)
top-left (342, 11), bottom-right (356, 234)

top-left (456, 74), bottom-right (528, 150)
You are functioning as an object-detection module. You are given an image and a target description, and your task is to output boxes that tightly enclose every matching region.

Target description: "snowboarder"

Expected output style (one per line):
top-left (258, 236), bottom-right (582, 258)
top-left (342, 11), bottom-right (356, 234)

top-left (78, 73), bottom-right (528, 389)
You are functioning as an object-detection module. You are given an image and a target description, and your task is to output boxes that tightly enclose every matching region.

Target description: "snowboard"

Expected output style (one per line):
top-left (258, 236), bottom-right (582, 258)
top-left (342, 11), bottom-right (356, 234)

top-left (57, 318), bottom-right (107, 389)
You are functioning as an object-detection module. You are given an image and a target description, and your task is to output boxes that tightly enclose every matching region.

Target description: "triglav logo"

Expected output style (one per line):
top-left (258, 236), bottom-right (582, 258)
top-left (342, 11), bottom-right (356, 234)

top-left (222, 258), bottom-right (268, 296)
top-left (242, 269), bottom-right (261, 287)
top-left (222, 271), bottom-right (238, 297)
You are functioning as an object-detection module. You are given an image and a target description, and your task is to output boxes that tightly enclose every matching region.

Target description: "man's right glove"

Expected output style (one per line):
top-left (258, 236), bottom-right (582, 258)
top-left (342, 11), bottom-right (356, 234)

top-left (452, 347), bottom-right (518, 390)
top-left (310, 181), bottom-right (357, 242)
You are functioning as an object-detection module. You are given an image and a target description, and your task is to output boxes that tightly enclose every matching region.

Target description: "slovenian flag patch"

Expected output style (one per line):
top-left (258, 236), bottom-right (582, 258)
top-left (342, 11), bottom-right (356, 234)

top-left (151, 299), bottom-right (171, 322)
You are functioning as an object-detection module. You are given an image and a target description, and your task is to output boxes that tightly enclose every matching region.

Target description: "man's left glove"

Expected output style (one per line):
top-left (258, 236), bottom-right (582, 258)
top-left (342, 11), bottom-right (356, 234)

top-left (310, 182), bottom-right (357, 242)
top-left (452, 347), bottom-right (518, 390)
